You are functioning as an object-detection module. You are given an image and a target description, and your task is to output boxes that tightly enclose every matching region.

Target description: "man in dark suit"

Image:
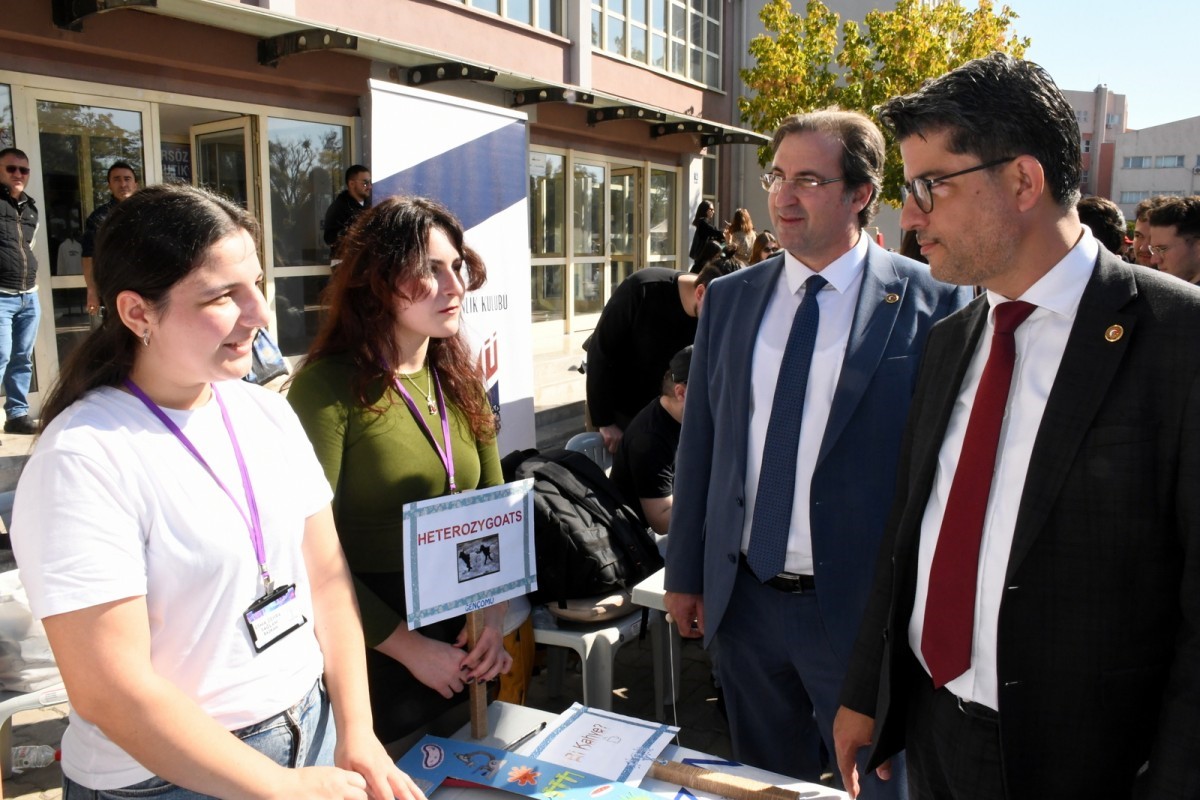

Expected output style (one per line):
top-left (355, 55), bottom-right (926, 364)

top-left (834, 53), bottom-right (1200, 800)
top-left (664, 110), bottom-right (968, 794)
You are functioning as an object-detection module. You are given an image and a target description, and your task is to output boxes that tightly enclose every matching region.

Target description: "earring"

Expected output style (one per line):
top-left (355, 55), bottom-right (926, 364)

top-left (142, 329), bottom-right (150, 347)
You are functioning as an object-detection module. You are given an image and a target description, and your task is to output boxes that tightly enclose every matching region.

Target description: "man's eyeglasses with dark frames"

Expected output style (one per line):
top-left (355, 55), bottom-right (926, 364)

top-left (901, 156), bottom-right (1017, 213)
top-left (3, 165), bottom-right (31, 176)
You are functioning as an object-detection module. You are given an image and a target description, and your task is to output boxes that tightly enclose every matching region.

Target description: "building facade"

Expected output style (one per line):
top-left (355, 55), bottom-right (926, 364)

top-left (1112, 116), bottom-right (1200, 220)
top-left (0, 0), bottom-right (767, 414)
top-left (1062, 85), bottom-right (1128, 201)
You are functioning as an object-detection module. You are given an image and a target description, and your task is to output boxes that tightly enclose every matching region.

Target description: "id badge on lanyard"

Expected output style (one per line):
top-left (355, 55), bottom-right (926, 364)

top-left (243, 583), bottom-right (305, 652)
top-left (124, 379), bottom-right (308, 652)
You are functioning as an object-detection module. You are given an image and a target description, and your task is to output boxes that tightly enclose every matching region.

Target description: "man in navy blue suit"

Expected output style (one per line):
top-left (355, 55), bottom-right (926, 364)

top-left (664, 111), bottom-right (969, 796)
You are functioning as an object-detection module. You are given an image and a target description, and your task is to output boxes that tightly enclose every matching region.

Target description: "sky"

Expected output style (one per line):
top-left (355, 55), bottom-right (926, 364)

top-left (1009, 0), bottom-right (1200, 130)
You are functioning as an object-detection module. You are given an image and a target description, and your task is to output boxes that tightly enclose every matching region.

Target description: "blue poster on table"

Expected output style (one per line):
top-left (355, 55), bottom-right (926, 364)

top-left (398, 735), bottom-right (654, 800)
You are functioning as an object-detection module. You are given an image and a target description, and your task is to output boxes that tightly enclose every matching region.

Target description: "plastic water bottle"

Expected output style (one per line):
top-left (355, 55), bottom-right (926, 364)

top-left (11, 744), bottom-right (59, 772)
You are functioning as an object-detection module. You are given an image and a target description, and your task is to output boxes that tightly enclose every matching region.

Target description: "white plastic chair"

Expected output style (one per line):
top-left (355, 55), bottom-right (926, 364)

top-left (0, 683), bottom-right (68, 778)
top-left (564, 431), bottom-right (612, 473)
top-left (0, 493), bottom-right (71, 778)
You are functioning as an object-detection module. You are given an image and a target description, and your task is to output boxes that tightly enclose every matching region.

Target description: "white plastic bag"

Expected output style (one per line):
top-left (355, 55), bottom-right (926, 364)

top-left (0, 569), bottom-right (61, 693)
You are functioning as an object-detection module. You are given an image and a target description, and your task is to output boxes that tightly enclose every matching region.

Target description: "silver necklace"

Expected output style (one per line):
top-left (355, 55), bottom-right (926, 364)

top-left (399, 370), bottom-right (437, 415)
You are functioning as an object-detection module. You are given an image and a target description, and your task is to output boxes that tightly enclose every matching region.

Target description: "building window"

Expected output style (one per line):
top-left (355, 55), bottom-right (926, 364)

top-left (529, 149), bottom-right (679, 327)
top-left (1081, 138), bottom-right (1091, 154)
top-left (591, 0), bottom-right (720, 87)
top-left (1120, 191), bottom-right (1150, 204)
top-left (1079, 171), bottom-right (1089, 185)
top-left (649, 168), bottom-right (676, 259)
top-left (530, 151), bottom-right (565, 258)
top-left (1106, 113), bottom-right (1121, 128)
top-left (0, 85), bottom-right (12, 149)
top-left (267, 118), bottom-right (352, 357)
top-left (530, 151), bottom-right (566, 322)
top-left (1075, 110), bottom-right (1089, 123)
top-left (462, 0), bottom-right (561, 33)
top-left (1155, 155), bottom-right (1185, 168)
top-left (1123, 156), bottom-right (1152, 169)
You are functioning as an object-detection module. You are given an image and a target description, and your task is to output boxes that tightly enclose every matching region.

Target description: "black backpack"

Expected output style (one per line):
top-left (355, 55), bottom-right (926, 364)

top-left (500, 448), bottom-right (664, 608)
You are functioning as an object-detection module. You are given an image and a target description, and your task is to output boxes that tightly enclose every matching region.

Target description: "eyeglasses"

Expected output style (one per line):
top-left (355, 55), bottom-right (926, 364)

top-left (901, 156), bottom-right (1016, 213)
top-left (760, 173), bottom-right (843, 194)
top-left (3, 165), bottom-right (31, 176)
top-left (358, 179), bottom-right (372, 186)
top-left (1149, 238), bottom-right (1196, 258)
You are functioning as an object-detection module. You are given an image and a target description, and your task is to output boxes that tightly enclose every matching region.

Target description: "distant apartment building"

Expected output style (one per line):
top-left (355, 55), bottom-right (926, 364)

top-left (1112, 117), bottom-right (1200, 220)
top-left (1062, 85), bottom-right (1128, 200)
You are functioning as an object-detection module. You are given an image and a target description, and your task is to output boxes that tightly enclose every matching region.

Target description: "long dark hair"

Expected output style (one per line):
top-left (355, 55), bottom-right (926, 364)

top-left (302, 196), bottom-right (495, 441)
top-left (41, 184), bottom-right (257, 427)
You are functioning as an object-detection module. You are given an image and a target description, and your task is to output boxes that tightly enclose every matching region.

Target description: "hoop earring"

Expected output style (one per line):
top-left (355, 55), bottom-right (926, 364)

top-left (142, 329), bottom-right (150, 347)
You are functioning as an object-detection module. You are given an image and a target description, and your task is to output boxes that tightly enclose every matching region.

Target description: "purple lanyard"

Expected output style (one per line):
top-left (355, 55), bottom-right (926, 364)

top-left (123, 379), bottom-right (274, 592)
top-left (391, 366), bottom-right (458, 494)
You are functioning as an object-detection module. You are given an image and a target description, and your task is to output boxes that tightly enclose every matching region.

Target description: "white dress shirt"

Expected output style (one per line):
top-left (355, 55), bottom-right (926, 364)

top-left (908, 230), bottom-right (1100, 709)
top-left (740, 234), bottom-right (869, 575)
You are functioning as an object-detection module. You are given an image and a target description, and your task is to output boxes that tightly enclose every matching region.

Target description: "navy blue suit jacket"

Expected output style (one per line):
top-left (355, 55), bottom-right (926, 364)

top-left (665, 240), bottom-right (969, 664)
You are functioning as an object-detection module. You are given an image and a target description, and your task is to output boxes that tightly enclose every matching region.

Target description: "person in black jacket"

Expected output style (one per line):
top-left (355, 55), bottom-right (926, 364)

top-left (0, 147), bottom-right (42, 435)
top-left (322, 164), bottom-right (371, 260)
top-left (688, 200), bottom-right (724, 262)
top-left (587, 260), bottom-right (736, 454)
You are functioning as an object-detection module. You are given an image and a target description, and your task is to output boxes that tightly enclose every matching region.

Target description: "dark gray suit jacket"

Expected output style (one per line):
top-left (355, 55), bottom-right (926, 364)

top-left (841, 250), bottom-right (1200, 798)
top-left (665, 240), bottom-right (969, 664)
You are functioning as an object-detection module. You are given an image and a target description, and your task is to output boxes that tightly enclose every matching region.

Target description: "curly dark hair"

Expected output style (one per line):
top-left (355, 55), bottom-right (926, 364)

top-left (303, 196), bottom-right (495, 441)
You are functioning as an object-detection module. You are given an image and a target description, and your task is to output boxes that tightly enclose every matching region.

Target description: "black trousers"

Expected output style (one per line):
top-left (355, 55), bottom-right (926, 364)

top-left (904, 675), bottom-right (1008, 800)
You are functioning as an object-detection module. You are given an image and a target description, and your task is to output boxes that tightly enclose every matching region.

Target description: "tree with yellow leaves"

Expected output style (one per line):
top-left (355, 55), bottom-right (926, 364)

top-left (740, 0), bottom-right (1030, 204)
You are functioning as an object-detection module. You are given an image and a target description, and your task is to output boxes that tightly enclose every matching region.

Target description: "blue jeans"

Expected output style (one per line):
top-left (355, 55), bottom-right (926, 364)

top-left (0, 291), bottom-right (41, 419)
top-left (63, 681), bottom-right (335, 799)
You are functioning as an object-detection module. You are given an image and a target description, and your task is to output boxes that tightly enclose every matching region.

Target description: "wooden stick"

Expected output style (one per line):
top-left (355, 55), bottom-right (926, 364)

top-left (648, 759), bottom-right (802, 800)
top-left (466, 610), bottom-right (488, 739)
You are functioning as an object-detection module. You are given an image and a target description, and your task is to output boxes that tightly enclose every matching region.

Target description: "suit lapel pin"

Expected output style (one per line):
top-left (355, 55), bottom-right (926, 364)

top-left (1104, 324), bottom-right (1124, 342)
top-left (885, 293), bottom-right (900, 304)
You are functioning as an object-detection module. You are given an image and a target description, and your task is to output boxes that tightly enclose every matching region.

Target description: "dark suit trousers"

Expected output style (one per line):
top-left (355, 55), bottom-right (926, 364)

top-left (905, 673), bottom-right (1006, 800)
top-left (716, 567), bottom-right (906, 799)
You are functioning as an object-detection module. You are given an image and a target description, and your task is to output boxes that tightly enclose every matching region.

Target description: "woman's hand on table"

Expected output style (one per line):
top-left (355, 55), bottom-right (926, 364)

top-left (335, 724), bottom-right (429, 800)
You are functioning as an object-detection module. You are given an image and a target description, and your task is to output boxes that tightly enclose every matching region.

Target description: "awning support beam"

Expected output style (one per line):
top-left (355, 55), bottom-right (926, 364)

top-left (52, 0), bottom-right (157, 32)
top-left (258, 29), bottom-right (358, 68)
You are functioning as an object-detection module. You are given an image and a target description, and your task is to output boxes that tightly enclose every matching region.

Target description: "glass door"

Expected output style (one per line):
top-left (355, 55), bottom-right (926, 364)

top-left (190, 117), bottom-right (257, 217)
top-left (35, 95), bottom-right (148, 369)
top-left (609, 166), bottom-right (642, 293)
top-left (571, 161), bottom-right (606, 328)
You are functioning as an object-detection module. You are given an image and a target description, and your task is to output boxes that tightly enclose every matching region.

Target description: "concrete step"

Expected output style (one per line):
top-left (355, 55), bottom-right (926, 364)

top-left (534, 400), bottom-right (586, 451)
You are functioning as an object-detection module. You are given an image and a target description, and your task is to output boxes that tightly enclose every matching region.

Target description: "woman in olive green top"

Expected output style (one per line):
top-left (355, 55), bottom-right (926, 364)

top-left (287, 196), bottom-right (511, 744)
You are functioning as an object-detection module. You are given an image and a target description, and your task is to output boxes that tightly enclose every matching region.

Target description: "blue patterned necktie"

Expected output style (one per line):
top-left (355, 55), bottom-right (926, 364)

top-left (745, 274), bottom-right (828, 582)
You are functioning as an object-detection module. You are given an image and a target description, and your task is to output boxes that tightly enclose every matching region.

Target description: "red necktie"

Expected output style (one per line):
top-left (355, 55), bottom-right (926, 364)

top-left (921, 300), bottom-right (1037, 688)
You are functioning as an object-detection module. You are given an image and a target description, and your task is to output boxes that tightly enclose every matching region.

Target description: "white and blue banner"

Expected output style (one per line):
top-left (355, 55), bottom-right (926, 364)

top-left (369, 80), bottom-right (535, 453)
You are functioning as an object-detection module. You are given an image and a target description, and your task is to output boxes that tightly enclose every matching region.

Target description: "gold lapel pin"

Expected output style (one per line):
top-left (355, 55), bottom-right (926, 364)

top-left (885, 293), bottom-right (900, 304)
top-left (1104, 324), bottom-right (1124, 342)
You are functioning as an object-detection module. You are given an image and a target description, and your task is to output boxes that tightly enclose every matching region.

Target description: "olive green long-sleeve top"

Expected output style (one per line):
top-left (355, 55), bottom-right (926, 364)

top-left (287, 355), bottom-right (502, 646)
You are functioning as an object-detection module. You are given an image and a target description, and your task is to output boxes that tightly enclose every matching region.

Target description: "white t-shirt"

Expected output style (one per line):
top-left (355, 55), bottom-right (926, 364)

top-left (12, 380), bottom-right (332, 789)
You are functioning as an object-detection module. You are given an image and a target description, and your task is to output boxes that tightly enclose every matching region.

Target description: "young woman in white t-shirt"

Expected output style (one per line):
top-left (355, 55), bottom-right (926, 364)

top-left (12, 184), bottom-right (423, 800)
